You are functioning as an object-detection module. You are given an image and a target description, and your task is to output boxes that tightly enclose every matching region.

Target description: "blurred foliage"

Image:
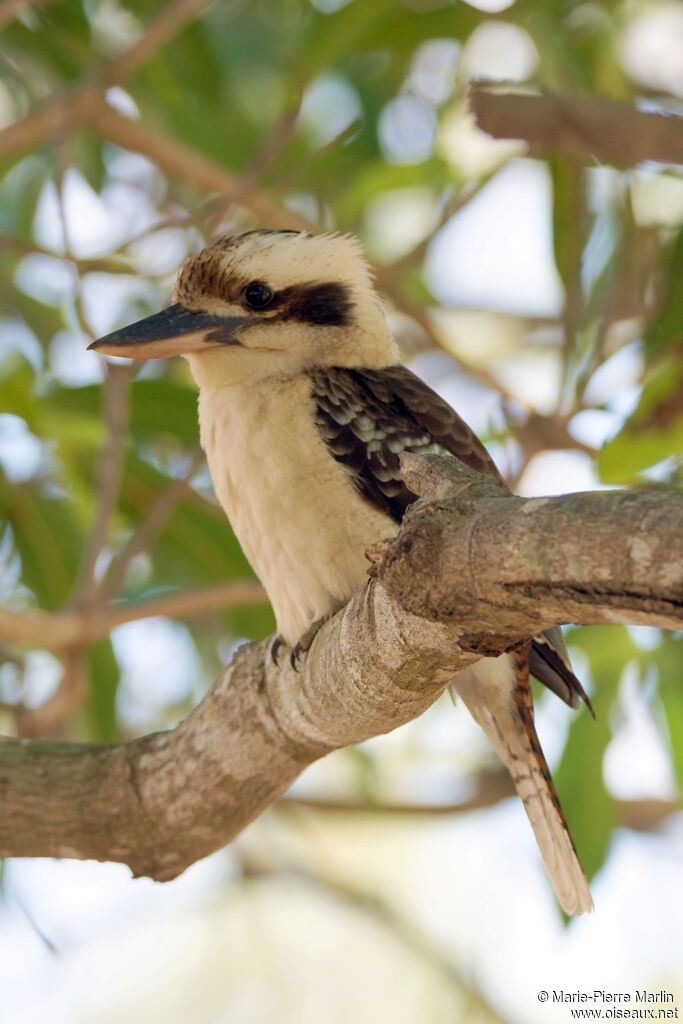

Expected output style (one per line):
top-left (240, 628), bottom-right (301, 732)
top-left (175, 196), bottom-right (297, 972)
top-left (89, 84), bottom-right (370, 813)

top-left (0, 0), bottom-right (682, 911)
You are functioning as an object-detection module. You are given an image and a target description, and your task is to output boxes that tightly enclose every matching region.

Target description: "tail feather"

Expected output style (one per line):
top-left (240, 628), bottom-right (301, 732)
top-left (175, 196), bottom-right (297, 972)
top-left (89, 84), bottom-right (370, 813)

top-left (451, 652), bottom-right (593, 916)
top-left (531, 628), bottom-right (594, 716)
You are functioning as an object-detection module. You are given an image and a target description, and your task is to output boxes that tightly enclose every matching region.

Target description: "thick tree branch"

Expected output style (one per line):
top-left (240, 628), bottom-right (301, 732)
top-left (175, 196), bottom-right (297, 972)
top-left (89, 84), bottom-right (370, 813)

top-left (470, 86), bottom-right (683, 167)
top-left (377, 455), bottom-right (683, 638)
top-left (1, 457), bottom-right (681, 877)
top-left (0, 598), bottom-right (464, 878)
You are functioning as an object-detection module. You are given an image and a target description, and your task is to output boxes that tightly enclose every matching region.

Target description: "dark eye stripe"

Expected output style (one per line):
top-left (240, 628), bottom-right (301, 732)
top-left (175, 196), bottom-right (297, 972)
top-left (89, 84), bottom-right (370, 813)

top-left (279, 282), bottom-right (352, 326)
top-left (177, 251), bottom-right (353, 328)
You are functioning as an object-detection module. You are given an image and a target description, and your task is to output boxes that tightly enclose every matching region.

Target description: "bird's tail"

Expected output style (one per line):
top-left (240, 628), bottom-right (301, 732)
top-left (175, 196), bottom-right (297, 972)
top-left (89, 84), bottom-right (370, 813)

top-left (451, 650), bottom-right (593, 916)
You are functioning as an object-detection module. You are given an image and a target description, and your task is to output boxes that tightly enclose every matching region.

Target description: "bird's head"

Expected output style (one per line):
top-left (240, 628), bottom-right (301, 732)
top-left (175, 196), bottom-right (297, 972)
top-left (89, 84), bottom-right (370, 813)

top-left (89, 230), bottom-right (398, 385)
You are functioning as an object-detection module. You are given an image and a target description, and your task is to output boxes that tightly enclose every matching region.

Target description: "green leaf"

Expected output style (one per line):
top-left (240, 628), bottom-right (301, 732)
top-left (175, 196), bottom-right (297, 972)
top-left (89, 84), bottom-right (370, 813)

top-left (3, 0), bottom-right (94, 83)
top-left (646, 225), bottom-right (683, 360)
top-left (117, 453), bottom-right (252, 586)
top-left (302, 0), bottom-right (485, 78)
top-left (335, 159), bottom-right (451, 222)
top-left (550, 157), bottom-right (587, 295)
top-left (598, 360), bottom-right (683, 483)
top-left (0, 285), bottom-right (67, 353)
top-left (653, 635), bottom-right (683, 795)
top-left (83, 639), bottom-right (120, 744)
top-left (224, 603), bottom-right (275, 642)
top-left (47, 377), bottom-right (199, 447)
top-left (0, 356), bottom-right (38, 421)
top-left (72, 131), bottom-right (107, 194)
top-left (555, 627), bottom-right (635, 882)
top-left (117, 455), bottom-right (273, 638)
top-left (0, 154), bottom-right (52, 236)
top-left (297, 0), bottom-right (398, 79)
top-left (0, 470), bottom-right (83, 610)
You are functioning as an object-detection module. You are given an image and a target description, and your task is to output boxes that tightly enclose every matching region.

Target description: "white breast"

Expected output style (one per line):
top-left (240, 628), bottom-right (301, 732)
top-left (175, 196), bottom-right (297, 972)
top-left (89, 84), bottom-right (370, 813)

top-left (198, 374), bottom-right (397, 643)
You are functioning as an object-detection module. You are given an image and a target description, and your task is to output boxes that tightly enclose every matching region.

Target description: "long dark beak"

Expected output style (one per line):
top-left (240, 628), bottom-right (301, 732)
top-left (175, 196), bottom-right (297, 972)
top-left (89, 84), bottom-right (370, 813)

top-left (88, 304), bottom-right (250, 360)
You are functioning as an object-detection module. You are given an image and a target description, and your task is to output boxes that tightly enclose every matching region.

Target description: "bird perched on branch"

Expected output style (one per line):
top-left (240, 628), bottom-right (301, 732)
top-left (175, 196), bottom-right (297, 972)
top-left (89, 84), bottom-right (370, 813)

top-left (91, 228), bottom-right (593, 914)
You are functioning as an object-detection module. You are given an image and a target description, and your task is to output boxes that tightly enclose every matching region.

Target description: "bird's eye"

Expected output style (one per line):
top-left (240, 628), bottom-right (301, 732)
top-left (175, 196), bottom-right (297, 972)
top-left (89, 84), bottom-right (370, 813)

top-left (244, 281), bottom-right (274, 310)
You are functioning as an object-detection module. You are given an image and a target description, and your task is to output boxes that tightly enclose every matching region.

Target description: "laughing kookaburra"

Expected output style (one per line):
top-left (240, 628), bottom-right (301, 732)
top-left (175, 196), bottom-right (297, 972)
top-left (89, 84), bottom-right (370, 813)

top-left (91, 228), bottom-right (593, 915)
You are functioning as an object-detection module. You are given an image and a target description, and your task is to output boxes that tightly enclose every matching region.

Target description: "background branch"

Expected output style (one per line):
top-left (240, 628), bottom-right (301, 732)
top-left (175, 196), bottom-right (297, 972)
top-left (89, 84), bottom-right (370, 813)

top-left (103, 0), bottom-right (215, 86)
top-left (470, 85), bottom-right (683, 166)
top-left (98, 449), bottom-right (203, 603)
top-left (0, 0), bottom-right (215, 162)
top-left (239, 859), bottom-right (507, 1024)
top-left (87, 100), bottom-right (311, 230)
top-left (0, 0), bottom-right (56, 31)
top-left (280, 783), bottom-right (682, 833)
top-left (0, 580), bottom-right (266, 650)
top-left (72, 363), bottom-right (131, 606)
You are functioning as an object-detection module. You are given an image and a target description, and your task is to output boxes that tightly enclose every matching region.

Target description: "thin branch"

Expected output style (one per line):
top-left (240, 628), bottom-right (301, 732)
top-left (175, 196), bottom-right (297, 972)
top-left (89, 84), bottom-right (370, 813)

top-left (103, 0), bottom-right (215, 86)
top-left (510, 411), bottom-right (596, 481)
top-left (71, 363), bottom-right (131, 606)
top-left (0, 579), bottom-right (266, 649)
top-left (208, 103), bottom-right (303, 230)
top-left (387, 179), bottom-right (489, 278)
top-left (0, 0), bottom-right (216, 164)
top-left (0, 641), bottom-right (23, 667)
top-left (87, 101), bottom-right (312, 230)
top-left (240, 861), bottom-right (506, 1024)
top-left (98, 450), bottom-right (203, 603)
top-left (280, 784), bottom-right (682, 833)
top-left (12, 649), bottom-right (88, 738)
top-left (557, 160), bottom-right (588, 413)
top-left (0, 0), bottom-right (57, 31)
top-left (470, 85), bottom-right (683, 167)
top-left (0, 229), bottom-right (136, 274)
top-left (383, 290), bottom-right (527, 411)
top-left (281, 771), bottom-right (515, 818)
top-left (0, 88), bottom-right (93, 165)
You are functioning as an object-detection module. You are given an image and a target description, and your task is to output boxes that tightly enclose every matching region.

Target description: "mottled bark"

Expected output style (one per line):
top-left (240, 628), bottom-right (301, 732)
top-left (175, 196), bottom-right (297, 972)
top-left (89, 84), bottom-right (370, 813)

top-left (379, 455), bottom-right (683, 637)
top-left (1, 455), bottom-right (681, 879)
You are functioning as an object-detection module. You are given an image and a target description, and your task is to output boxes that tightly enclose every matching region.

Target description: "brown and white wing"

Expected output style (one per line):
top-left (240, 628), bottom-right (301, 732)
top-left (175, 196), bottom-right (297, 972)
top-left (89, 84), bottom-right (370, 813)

top-left (360, 364), bottom-right (505, 481)
top-left (310, 364), bottom-right (590, 711)
top-left (309, 363), bottom-right (501, 523)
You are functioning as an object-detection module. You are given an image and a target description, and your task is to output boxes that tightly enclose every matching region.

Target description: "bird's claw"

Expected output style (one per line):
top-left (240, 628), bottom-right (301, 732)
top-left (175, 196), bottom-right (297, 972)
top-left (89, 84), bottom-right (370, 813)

top-left (270, 635), bottom-right (286, 666)
top-left (271, 634), bottom-right (307, 671)
top-left (288, 614), bottom-right (333, 673)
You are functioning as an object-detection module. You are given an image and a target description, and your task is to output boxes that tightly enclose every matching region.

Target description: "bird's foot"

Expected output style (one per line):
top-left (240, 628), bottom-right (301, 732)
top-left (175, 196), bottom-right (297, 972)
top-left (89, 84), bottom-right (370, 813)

top-left (270, 634), bottom-right (286, 666)
top-left (289, 614), bottom-right (333, 672)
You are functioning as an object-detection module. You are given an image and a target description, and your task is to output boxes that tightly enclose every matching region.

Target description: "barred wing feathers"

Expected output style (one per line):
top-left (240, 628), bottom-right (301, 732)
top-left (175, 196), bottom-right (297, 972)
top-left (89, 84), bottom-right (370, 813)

top-left (310, 364), bottom-right (589, 712)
